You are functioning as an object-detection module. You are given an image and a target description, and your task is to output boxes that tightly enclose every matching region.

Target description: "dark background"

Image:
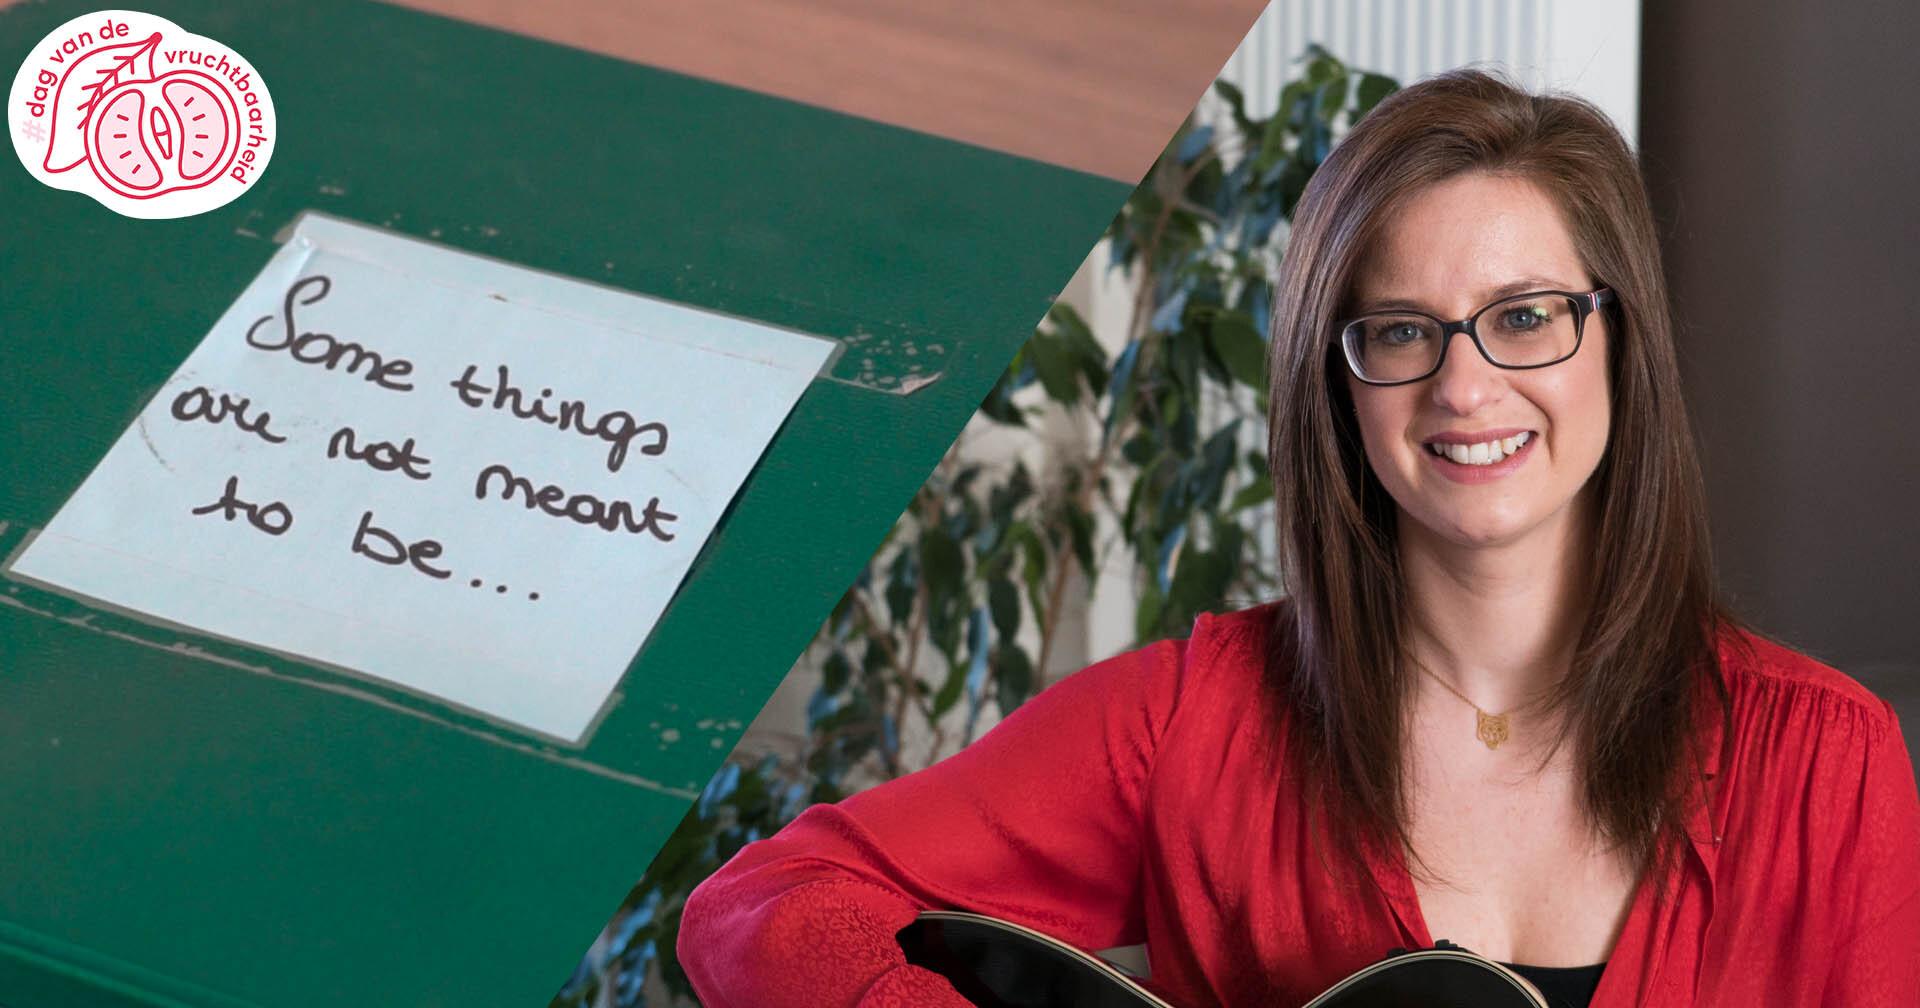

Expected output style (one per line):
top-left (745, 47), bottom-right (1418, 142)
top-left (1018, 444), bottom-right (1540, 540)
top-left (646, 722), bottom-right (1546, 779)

top-left (1642, 3), bottom-right (1920, 762)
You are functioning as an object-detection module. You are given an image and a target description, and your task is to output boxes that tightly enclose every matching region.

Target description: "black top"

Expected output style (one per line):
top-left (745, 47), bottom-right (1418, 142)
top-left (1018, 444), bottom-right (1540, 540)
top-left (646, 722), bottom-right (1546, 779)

top-left (1501, 961), bottom-right (1607, 1008)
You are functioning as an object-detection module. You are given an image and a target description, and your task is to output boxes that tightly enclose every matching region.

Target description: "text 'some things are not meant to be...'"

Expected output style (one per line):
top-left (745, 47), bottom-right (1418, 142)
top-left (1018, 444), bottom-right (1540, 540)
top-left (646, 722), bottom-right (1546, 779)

top-left (6, 214), bottom-right (837, 743)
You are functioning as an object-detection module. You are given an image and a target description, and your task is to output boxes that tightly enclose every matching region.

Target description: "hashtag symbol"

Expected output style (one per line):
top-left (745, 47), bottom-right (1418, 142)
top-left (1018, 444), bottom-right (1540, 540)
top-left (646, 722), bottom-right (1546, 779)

top-left (18, 119), bottom-right (47, 143)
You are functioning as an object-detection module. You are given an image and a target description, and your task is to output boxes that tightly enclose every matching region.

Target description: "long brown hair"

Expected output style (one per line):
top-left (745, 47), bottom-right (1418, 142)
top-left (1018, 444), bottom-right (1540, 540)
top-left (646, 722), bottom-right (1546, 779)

top-left (1265, 69), bottom-right (1732, 876)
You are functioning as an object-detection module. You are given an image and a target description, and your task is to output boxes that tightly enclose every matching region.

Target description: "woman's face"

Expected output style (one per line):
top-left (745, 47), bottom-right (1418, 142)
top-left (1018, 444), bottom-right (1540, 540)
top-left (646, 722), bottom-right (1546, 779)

top-left (1345, 171), bottom-right (1611, 551)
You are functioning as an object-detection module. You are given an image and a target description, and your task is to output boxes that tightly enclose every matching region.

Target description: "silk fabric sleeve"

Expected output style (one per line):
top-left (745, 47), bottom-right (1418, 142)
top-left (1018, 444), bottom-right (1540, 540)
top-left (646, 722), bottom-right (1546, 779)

top-left (676, 615), bottom-right (1206, 1007)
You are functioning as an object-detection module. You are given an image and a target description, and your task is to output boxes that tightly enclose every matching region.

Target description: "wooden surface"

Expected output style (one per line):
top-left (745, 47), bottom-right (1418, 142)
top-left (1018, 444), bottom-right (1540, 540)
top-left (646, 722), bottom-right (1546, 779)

top-left (0, 0), bottom-right (1267, 179)
top-left (385, 0), bottom-right (1269, 181)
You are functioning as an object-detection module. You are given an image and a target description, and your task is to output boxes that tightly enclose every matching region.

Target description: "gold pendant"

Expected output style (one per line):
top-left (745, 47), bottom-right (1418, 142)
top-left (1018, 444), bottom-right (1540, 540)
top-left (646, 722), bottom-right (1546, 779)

top-left (1475, 710), bottom-right (1510, 750)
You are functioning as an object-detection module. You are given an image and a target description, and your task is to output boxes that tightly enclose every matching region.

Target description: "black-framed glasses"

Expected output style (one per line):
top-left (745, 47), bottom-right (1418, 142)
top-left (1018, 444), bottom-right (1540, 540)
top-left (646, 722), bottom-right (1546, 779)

top-left (1337, 288), bottom-right (1616, 386)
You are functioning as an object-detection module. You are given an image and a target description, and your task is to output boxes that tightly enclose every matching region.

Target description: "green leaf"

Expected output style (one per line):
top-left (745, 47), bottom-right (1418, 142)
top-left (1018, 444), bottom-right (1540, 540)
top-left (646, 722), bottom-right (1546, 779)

top-left (1012, 523), bottom-right (1048, 629)
top-left (1302, 45), bottom-right (1345, 84)
top-left (1134, 580), bottom-right (1167, 641)
top-left (1213, 78), bottom-right (1255, 137)
top-left (1166, 323), bottom-right (1202, 399)
top-left (828, 591), bottom-right (856, 638)
top-left (1229, 478), bottom-right (1275, 512)
top-left (1064, 506), bottom-right (1096, 581)
top-left (808, 684), bottom-right (845, 729)
top-left (931, 661), bottom-right (966, 718)
top-left (1027, 328), bottom-right (1082, 405)
top-left (1356, 72), bottom-right (1397, 116)
top-left (1175, 123), bottom-right (1215, 164)
top-left (977, 360), bottom-right (1028, 426)
top-left (1239, 201), bottom-right (1284, 250)
top-left (921, 527), bottom-right (967, 660)
top-left (987, 576), bottom-right (1021, 640)
top-left (1194, 313), bottom-right (1233, 387)
top-left (1152, 524), bottom-right (1185, 591)
top-left (863, 636), bottom-right (891, 682)
top-left (1277, 79), bottom-right (1309, 126)
top-left (1192, 420), bottom-right (1242, 512)
top-left (920, 526), bottom-right (964, 590)
top-left (1185, 267), bottom-right (1227, 309)
top-left (1121, 458), bottom-right (1152, 536)
top-left (1313, 75), bottom-right (1350, 123)
top-left (990, 461), bottom-right (1035, 532)
top-left (1215, 520), bottom-right (1247, 579)
top-left (1047, 301), bottom-right (1094, 342)
top-left (1107, 225), bottom-right (1138, 270)
top-left (1306, 120), bottom-right (1333, 164)
top-left (1008, 460), bottom-right (1035, 501)
top-left (1148, 287), bottom-right (1191, 334)
top-left (1253, 108), bottom-right (1293, 174)
top-left (1122, 188), bottom-right (1164, 251)
top-left (926, 593), bottom-right (964, 662)
top-left (1101, 339), bottom-right (1142, 448)
top-left (1278, 153), bottom-right (1313, 217)
top-left (1208, 309), bottom-right (1268, 389)
top-left (885, 548), bottom-right (917, 625)
top-left (1049, 304), bottom-right (1110, 397)
top-left (1166, 388), bottom-right (1198, 455)
top-left (994, 643), bottom-right (1036, 713)
top-left (1121, 431), bottom-right (1157, 468)
top-left (1167, 539), bottom-right (1231, 623)
top-left (822, 649), bottom-right (852, 694)
top-left (1240, 277), bottom-right (1273, 339)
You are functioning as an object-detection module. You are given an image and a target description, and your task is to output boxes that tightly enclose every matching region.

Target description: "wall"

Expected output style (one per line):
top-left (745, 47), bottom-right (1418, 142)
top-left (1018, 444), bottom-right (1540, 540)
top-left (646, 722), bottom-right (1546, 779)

top-left (381, 0), bottom-right (1268, 182)
top-left (1640, 2), bottom-right (1920, 746)
top-left (1221, 0), bottom-right (1640, 141)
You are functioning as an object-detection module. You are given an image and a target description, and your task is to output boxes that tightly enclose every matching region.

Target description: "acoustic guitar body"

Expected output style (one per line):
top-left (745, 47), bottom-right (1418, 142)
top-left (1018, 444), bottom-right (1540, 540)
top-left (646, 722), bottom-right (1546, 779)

top-left (899, 911), bottom-right (1548, 1008)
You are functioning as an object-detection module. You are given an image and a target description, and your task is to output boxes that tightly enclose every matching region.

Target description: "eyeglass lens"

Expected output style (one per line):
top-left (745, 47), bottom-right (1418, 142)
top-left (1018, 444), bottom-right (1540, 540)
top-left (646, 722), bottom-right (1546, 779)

top-left (1344, 293), bottom-right (1582, 384)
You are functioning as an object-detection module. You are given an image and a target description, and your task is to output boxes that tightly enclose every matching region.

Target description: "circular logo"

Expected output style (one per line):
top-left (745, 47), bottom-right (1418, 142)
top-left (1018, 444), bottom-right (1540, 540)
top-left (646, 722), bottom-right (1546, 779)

top-left (9, 10), bottom-right (275, 219)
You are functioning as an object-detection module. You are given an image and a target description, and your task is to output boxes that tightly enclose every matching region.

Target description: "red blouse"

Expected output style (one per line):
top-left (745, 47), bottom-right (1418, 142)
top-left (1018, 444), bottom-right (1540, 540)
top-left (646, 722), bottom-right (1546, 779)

top-left (678, 604), bottom-right (1920, 1006)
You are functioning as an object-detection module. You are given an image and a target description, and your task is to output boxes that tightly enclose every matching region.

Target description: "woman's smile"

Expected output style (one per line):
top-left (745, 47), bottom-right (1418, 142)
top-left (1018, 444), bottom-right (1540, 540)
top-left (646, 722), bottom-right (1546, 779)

top-left (1422, 428), bottom-right (1537, 483)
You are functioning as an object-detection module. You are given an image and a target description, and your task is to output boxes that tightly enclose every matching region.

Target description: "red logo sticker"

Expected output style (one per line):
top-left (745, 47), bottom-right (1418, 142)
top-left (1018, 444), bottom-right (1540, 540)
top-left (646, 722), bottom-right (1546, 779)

top-left (11, 10), bottom-right (276, 218)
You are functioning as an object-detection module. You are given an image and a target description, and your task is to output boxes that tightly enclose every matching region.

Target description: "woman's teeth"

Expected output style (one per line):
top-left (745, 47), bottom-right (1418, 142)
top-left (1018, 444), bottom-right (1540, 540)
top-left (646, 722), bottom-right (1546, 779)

top-left (1429, 431), bottom-right (1531, 465)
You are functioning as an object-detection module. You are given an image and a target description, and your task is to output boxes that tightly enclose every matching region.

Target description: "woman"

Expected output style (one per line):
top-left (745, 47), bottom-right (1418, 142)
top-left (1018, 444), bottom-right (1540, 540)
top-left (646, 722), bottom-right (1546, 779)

top-left (677, 71), bottom-right (1920, 1006)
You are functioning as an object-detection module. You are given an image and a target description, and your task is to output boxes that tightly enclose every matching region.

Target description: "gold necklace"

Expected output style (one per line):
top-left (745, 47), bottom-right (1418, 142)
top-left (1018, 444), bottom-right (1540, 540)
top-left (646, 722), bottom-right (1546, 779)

top-left (1413, 661), bottom-right (1512, 751)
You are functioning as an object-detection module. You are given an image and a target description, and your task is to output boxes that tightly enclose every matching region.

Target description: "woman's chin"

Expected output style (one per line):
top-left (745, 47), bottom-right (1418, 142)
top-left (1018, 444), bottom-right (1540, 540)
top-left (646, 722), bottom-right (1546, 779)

top-left (1406, 506), bottom-right (1537, 552)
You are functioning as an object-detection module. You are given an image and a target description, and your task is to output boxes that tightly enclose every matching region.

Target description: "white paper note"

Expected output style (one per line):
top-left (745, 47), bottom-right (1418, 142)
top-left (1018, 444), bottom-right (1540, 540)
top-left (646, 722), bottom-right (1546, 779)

top-left (7, 213), bottom-right (836, 743)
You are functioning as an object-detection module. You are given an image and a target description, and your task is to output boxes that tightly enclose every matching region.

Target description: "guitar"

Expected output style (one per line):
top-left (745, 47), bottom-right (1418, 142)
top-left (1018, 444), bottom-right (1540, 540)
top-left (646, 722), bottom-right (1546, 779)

top-left (899, 910), bottom-right (1549, 1007)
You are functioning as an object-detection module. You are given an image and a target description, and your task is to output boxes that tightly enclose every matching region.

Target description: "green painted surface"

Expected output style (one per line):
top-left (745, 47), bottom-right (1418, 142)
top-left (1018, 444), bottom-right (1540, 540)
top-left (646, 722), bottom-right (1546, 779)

top-left (0, 2), bottom-right (1130, 1005)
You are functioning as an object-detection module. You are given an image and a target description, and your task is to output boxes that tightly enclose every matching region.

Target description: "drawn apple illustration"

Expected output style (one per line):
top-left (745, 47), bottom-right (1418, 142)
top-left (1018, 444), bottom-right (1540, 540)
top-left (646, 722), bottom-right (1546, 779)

top-left (161, 76), bottom-right (236, 182)
top-left (23, 15), bottom-right (273, 218)
top-left (85, 84), bottom-right (160, 192)
top-left (85, 70), bottom-right (239, 199)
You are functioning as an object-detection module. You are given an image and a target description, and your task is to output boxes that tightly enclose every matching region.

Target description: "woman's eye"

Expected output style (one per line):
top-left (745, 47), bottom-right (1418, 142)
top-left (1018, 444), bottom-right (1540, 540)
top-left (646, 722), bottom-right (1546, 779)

top-left (1498, 306), bottom-right (1551, 331)
top-left (1372, 322), bottom-right (1426, 346)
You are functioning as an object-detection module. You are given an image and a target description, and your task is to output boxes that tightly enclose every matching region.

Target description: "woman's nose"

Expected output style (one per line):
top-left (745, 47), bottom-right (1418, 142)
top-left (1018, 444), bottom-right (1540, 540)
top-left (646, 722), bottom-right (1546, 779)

top-left (1427, 330), bottom-right (1507, 415)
